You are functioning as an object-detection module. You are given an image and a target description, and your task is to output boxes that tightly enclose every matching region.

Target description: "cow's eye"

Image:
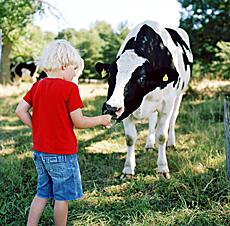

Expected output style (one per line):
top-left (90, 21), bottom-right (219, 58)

top-left (137, 76), bottom-right (145, 87)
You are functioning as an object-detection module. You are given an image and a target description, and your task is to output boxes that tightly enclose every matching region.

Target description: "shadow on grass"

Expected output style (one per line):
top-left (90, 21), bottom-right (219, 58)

top-left (0, 120), bottom-right (32, 156)
top-left (67, 157), bottom-right (229, 226)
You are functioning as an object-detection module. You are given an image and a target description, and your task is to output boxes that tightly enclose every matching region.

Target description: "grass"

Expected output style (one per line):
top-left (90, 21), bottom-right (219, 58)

top-left (0, 80), bottom-right (230, 225)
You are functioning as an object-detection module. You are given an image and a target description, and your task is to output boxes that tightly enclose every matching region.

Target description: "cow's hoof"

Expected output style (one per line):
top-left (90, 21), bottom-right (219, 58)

top-left (158, 172), bottom-right (171, 179)
top-left (120, 174), bottom-right (134, 180)
top-left (167, 145), bottom-right (176, 150)
top-left (145, 147), bottom-right (154, 152)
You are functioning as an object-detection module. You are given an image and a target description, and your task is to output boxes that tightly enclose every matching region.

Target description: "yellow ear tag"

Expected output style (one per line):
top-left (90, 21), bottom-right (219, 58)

top-left (163, 74), bottom-right (168, 81)
top-left (101, 69), bottom-right (107, 78)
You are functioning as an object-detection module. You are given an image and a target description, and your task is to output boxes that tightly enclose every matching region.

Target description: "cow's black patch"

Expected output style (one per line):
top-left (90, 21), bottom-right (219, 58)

top-left (95, 62), bottom-right (110, 78)
top-left (122, 37), bottom-right (135, 53)
top-left (182, 81), bottom-right (185, 90)
top-left (97, 62), bottom-right (118, 115)
top-left (135, 25), bottom-right (177, 71)
top-left (176, 77), bottom-right (181, 89)
top-left (166, 28), bottom-right (193, 72)
top-left (122, 25), bottom-right (179, 87)
top-left (107, 63), bottom-right (118, 100)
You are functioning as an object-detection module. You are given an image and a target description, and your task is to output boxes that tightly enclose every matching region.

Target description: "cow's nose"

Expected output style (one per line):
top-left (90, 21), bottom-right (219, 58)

top-left (103, 103), bottom-right (118, 116)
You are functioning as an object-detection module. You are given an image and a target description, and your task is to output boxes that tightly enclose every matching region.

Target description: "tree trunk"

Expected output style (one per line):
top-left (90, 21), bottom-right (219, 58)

top-left (0, 42), bottom-right (12, 85)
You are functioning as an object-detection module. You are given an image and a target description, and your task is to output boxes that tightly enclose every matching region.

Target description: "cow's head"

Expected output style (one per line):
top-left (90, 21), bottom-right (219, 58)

top-left (96, 24), bottom-right (179, 121)
top-left (96, 51), bottom-right (149, 121)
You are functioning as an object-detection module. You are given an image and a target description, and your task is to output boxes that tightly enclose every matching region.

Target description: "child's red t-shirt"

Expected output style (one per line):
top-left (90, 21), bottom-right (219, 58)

top-left (23, 78), bottom-right (84, 154)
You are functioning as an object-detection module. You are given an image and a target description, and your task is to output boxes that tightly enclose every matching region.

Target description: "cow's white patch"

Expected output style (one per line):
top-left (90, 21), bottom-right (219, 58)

top-left (106, 50), bottom-right (147, 114)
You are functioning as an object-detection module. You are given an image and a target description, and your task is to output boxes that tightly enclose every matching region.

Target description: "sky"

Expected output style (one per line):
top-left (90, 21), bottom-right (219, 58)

top-left (34, 0), bottom-right (182, 34)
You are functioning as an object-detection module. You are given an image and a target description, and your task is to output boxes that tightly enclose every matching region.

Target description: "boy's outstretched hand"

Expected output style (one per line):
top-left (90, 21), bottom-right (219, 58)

top-left (70, 108), bottom-right (113, 129)
top-left (101, 114), bottom-right (112, 128)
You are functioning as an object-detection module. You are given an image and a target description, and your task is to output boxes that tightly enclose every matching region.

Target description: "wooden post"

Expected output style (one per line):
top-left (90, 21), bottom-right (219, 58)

top-left (224, 98), bottom-right (230, 183)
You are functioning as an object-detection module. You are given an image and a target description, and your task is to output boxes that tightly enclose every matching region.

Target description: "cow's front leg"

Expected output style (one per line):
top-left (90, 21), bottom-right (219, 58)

top-left (121, 116), bottom-right (137, 179)
top-left (145, 112), bottom-right (157, 151)
top-left (156, 107), bottom-right (174, 179)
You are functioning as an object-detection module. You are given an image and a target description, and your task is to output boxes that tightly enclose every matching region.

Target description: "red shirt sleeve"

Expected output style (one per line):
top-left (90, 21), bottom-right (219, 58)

top-left (68, 83), bottom-right (84, 112)
top-left (23, 83), bottom-right (36, 105)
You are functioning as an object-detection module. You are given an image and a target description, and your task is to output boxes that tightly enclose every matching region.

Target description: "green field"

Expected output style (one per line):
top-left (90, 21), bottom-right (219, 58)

top-left (0, 81), bottom-right (229, 225)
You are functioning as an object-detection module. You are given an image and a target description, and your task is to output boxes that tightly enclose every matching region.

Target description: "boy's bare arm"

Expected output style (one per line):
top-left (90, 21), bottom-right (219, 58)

top-left (70, 108), bottom-right (111, 129)
top-left (15, 100), bottom-right (32, 128)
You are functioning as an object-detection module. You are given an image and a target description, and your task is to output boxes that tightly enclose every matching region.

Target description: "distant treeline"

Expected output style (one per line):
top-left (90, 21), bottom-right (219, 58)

top-left (0, 0), bottom-right (229, 84)
top-left (10, 21), bottom-right (130, 80)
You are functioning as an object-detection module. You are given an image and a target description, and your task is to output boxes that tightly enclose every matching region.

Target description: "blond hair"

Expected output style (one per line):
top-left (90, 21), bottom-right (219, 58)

top-left (37, 39), bottom-right (84, 76)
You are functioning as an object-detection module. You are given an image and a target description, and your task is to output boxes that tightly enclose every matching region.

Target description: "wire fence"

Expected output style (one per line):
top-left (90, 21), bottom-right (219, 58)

top-left (224, 98), bottom-right (230, 183)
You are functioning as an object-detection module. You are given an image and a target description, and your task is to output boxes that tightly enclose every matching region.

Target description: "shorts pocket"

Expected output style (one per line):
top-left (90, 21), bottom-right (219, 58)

top-left (33, 153), bottom-right (44, 175)
top-left (44, 155), bottom-right (68, 179)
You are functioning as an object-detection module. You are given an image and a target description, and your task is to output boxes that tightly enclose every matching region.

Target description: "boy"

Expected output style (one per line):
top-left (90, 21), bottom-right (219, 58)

top-left (15, 39), bottom-right (111, 226)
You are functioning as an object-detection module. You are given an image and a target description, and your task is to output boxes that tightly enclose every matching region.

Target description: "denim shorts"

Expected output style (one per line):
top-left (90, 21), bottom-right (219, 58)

top-left (33, 151), bottom-right (83, 201)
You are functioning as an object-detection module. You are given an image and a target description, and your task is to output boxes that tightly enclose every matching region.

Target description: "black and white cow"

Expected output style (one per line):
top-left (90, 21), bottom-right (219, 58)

top-left (96, 21), bottom-right (193, 179)
top-left (10, 62), bottom-right (47, 82)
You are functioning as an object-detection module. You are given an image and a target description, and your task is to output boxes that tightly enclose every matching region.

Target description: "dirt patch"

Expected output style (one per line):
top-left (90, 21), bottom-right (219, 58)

top-left (78, 83), bottom-right (108, 99)
top-left (0, 83), bottom-right (32, 98)
top-left (194, 79), bottom-right (230, 91)
top-left (190, 79), bottom-right (230, 97)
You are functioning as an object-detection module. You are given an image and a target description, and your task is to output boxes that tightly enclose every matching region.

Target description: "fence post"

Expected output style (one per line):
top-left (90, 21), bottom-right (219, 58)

top-left (0, 29), bottom-right (2, 74)
top-left (224, 98), bottom-right (230, 183)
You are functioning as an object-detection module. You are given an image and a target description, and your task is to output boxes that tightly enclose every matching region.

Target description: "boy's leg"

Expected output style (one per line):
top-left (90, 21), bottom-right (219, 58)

top-left (27, 195), bottom-right (48, 226)
top-left (54, 200), bottom-right (68, 226)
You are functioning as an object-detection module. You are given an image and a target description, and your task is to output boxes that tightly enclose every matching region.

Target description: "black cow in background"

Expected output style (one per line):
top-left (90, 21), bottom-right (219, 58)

top-left (10, 62), bottom-right (47, 82)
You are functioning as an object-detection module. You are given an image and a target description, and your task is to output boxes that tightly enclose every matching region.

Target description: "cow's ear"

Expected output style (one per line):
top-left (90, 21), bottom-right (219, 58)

top-left (95, 62), bottom-right (110, 78)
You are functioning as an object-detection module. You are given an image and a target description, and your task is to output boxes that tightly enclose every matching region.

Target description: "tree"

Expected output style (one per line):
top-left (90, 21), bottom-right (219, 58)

top-left (94, 21), bottom-right (130, 64)
top-left (56, 21), bottom-right (130, 80)
top-left (55, 28), bottom-right (79, 47)
top-left (78, 28), bottom-right (104, 79)
top-left (0, 0), bottom-right (43, 84)
top-left (11, 24), bottom-right (55, 63)
top-left (93, 21), bottom-right (118, 64)
top-left (179, 0), bottom-right (230, 64)
top-left (211, 41), bottom-right (230, 79)
top-left (56, 27), bottom-right (102, 79)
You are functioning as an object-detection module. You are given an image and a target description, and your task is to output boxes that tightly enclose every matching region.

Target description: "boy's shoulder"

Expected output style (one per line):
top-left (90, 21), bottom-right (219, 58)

top-left (61, 80), bottom-right (79, 90)
top-left (34, 78), bottom-right (80, 93)
top-left (39, 78), bottom-right (77, 86)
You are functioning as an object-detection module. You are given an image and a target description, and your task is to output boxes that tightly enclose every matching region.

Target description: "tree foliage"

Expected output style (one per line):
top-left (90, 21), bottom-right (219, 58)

top-left (11, 25), bottom-right (55, 63)
top-left (179, 0), bottom-right (230, 63)
top-left (211, 41), bottom-right (230, 79)
top-left (0, 0), bottom-right (44, 84)
top-left (56, 21), bottom-right (129, 79)
top-left (0, 0), bottom-right (43, 43)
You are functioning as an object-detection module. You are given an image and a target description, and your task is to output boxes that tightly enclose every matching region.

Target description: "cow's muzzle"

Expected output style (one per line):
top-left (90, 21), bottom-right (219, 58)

top-left (102, 103), bottom-right (124, 120)
top-left (103, 103), bottom-right (118, 116)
